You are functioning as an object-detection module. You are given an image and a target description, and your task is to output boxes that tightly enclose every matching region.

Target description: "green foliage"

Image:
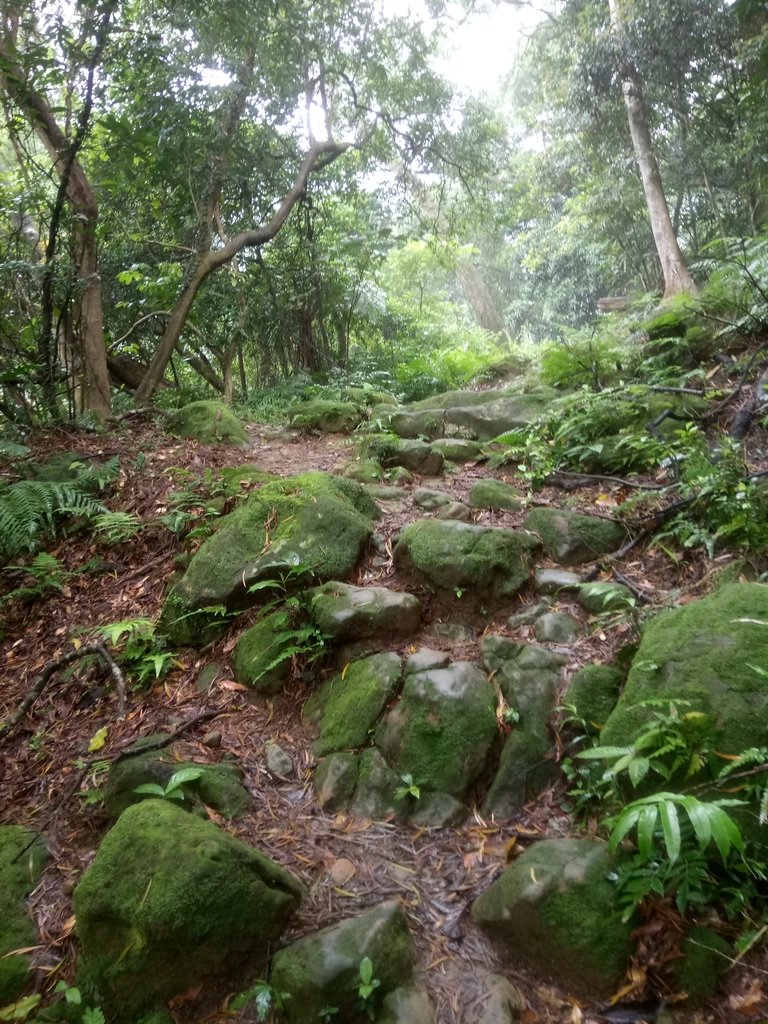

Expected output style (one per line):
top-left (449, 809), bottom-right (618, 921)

top-left (393, 773), bottom-right (421, 801)
top-left (90, 511), bottom-right (144, 545)
top-left (228, 981), bottom-right (288, 1021)
top-left (0, 480), bottom-right (104, 561)
top-left (576, 699), bottom-right (716, 791)
top-left (91, 618), bottom-right (177, 686)
top-left (357, 957), bottom-right (380, 1019)
top-left (0, 553), bottom-right (71, 606)
top-left (246, 567), bottom-right (328, 680)
top-left (134, 766), bottom-right (205, 802)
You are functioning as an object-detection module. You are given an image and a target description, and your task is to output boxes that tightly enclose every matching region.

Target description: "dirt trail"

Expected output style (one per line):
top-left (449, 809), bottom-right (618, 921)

top-left (0, 420), bottom-right (748, 1023)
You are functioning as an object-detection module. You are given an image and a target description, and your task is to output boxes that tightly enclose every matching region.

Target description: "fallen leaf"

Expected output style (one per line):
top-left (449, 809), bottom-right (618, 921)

top-left (88, 726), bottom-right (108, 752)
top-left (216, 679), bottom-right (248, 691)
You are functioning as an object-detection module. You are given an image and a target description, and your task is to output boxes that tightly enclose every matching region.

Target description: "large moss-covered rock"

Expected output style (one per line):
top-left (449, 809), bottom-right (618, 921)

top-left (472, 839), bottom-right (631, 995)
top-left (363, 436), bottom-right (444, 475)
top-left (378, 409), bottom-right (446, 440)
top-left (431, 438), bottom-right (482, 462)
top-left (304, 652), bottom-right (403, 756)
top-left (288, 400), bottom-right (363, 433)
top-left (166, 400), bottom-right (249, 446)
top-left (73, 800), bottom-right (302, 1021)
top-left (601, 583), bottom-right (768, 754)
top-left (103, 753), bottom-right (250, 820)
top-left (565, 664), bottom-right (624, 734)
top-left (269, 900), bottom-right (416, 1024)
top-left (469, 479), bottom-right (523, 512)
top-left (308, 582), bottom-right (421, 643)
top-left (394, 521), bottom-right (539, 601)
top-left (524, 508), bottom-right (626, 565)
top-left (374, 661), bottom-right (497, 805)
top-left (158, 473), bottom-right (377, 646)
top-left (0, 826), bottom-right (48, 1003)
top-left (231, 611), bottom-right (297, 693)
top-left (480, 642), bottom-right (566, 817)
top-left (443, 388), bottom-right (556, 440)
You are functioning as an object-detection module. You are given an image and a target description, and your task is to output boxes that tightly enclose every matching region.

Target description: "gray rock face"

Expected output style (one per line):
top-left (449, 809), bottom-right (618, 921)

top-left (534, 568), bottom-right (582, 594)
top-left (431, 438), bottom-right (483, 461)
top-left (379, 985), bottom-right (435, 1024)
top-left (506, 600), bottom-right (551, 629)
top-left (380, 408), bottom-right (446, 439)
top-left (472, 839), bottom-right (631, 996)
top-left (481, 641), bottom-right (566, 817)
top-left (434, 500), bottom-right (472, 521)
top-left (469, 479), bottom-right (523, 512)
top-left (534, 611), bottom-right (579, 644)
top-left (304, 652), bottom-right (403, 756)
top-left (269, 901), bottom-right (417, 1024)
top-left (600, 583), bottom-right (768, 755)
top-left (308, 582), bottom-right (422, 643)
top-left (264, 741), bottom-right (294, 777)
top-left (374, 661), bottom-right (497, 809)
top-left (412, 487), bottom-right (453, 510)
top-left (74, 800), bottom-right (302, 1021)
top-left (158, 472), bottom-right (377, 647)
top-left (443, 390), bottom-right (555, 440)
top-left (395, 520), bottom-right (539, 601)
top-left (524, 507), bottom-right (626, 565)
top-left (364, 436), bottom-right (444, 474)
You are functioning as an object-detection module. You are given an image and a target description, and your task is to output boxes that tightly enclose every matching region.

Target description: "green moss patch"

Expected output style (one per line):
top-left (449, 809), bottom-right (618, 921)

top-left (158, 472), bottom-right (378, 646)
top-left (166, 401), bottom-right (249, 446)
top-left (288, 399), bottom-right (363, 433)
top-left (73, 800), bottom-right (302, 1021)
top-left (524, 507), bottom-right (626, 565)
top-left (0, 826), bottom-right (48, 1003)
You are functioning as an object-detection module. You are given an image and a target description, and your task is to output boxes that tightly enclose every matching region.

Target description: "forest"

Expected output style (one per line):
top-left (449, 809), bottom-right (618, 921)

top-left (2, 1), bottom-right (768, 1023)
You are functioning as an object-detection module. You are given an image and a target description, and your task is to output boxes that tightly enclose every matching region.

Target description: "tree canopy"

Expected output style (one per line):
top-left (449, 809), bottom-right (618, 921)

top-left (0, 0), bottom-right (765, 422)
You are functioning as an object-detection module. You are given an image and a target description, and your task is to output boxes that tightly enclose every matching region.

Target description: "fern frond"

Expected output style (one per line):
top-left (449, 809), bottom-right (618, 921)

top-left (718, 746), bottom-right (768, 778)
top-left (0, 479), bottom-right (104, 561)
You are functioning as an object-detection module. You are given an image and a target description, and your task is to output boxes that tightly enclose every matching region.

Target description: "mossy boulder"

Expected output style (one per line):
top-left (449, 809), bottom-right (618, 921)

top-left (231, 611), bottom-right (298, 693)
top-left (394, 521), bottom-right (539, 602)
top-left (534, 611), bottom-right (578, 644)
top-left (469, 479), bottom-right (523, 512)
top-left (524, 508), bottom-right (626, 565)
top-left (288, 400), bottom-right (363, 433)
top-left (443, 388), bottom-right (557, 440)
top-left (269, 900), bottom-right (416, 1024)
top-left (412, 487), bottom-right (453, 511)
top-left (166, 400), bottom-right (249, 446)
top-left (73, 799), bottom-right (302, 1021)
top-left (308, 582), bottom-right (422, 643)
top-left (600, 583), bottom-right (768, 754)
top-left (103, 752), bottom-right (251, 820)
top-left (378, 408), bottom-right (446, 440)
top-left (374, 661), bottom-right (497, 808)
top-left (481, 641), bottom-right (566, 818)
top-left (431, 438), bottom-right (482, 462)
top-left (314, 752), bottom-right (361, 810)
top-left (342, 460), bottom-right (384, 484)
top-left (0, 826), bottom-right (48, 1003)
top-left (673, 926), bottom-right (731, 1004)
top-left (362, 436), bottom-right (443, 475)
top-left (471, 839), bottom-right (631, 995)
top-left (565, 664), bottom-right (624, 733)
top-left (158, 473), bottom-right (377, 646)
top-left (304, 652), bottom-right (403, 756)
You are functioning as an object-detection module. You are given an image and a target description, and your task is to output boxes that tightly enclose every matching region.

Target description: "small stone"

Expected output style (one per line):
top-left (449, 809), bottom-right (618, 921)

top-left (507, 601), bottom-right (551, 629)
top-left (195, 662), bottom-right (223, 693)
top-left (534, 568), bottom-right (582, 595)
top-left (201, 730), bottom-right (222, 748)
top-left (534, 611), bottom-right (579, 644)
top-left (434, 500), bottom-right (472, 521)
top-left (430, 622), bottom-right (474, 644)
top-left (412, 487), bottom-right (453, 510)
top-left (405, 647), bottom-right (451, 674)
top-left (265, 741), bottom-right (294, 778)
top-left (469, 479), bottom-right (523, 512)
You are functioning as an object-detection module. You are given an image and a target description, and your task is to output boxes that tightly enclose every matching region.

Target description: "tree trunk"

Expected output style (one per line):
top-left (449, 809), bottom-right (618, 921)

top-left (0, 14), bottom-right (114, 419)
top-left (456, 258), bottom-right (509, 340)
top-left (608, 0), bottom-right (697, 298)
top-left (134, 139), bottom-right (351, 403)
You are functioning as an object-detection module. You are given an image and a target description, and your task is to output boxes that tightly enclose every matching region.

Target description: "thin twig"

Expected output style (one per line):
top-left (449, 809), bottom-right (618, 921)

top-left (0, 644), bottom-right (126, 744)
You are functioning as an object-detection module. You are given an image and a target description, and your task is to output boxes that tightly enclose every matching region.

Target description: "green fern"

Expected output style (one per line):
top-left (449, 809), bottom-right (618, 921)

top-left (718, 746), bottom-right (768, 822)
top-left (0, 479), bottom-right (104, 561)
